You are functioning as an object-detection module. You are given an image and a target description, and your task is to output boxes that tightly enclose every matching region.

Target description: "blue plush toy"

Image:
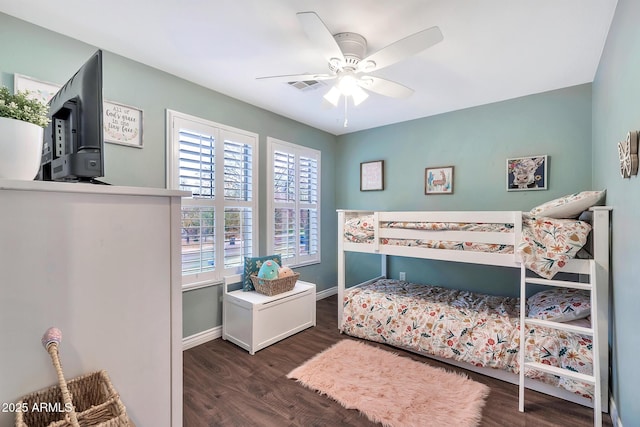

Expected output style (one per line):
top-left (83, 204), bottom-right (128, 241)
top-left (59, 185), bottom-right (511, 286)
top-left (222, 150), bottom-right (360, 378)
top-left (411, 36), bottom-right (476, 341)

top-left (257, 260), bottom-right (280, 280)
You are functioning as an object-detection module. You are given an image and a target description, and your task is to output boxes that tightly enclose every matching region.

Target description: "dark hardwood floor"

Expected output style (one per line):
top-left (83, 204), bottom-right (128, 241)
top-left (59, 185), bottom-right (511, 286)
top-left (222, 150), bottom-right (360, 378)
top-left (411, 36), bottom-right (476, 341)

top-left (183, 295), bottom-right (612, 426)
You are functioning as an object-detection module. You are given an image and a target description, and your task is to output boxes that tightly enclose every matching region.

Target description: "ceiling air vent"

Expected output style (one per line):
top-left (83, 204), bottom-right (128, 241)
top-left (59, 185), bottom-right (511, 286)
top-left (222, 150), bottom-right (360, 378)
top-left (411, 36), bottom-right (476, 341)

top-left (287, 80), bottom-right (326, 92)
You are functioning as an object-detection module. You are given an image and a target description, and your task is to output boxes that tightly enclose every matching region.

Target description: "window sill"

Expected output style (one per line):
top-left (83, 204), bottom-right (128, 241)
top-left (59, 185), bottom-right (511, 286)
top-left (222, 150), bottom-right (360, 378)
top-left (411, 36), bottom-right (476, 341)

top-left (182, 280), bottom-right (222, 292)
top-left (287, 260), bottom-right (320, 269)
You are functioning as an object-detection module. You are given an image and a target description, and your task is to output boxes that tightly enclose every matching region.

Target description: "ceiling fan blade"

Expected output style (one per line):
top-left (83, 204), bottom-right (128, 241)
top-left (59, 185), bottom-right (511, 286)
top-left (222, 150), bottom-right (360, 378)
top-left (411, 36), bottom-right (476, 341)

top-left (256, 73), bottom-right (336, 83)
top-left (358, 26), bottom-right (443, 72)
top-left (358, 76), bottom-right (414, 98)
top-left (297, 11), bottom-right (345, 64)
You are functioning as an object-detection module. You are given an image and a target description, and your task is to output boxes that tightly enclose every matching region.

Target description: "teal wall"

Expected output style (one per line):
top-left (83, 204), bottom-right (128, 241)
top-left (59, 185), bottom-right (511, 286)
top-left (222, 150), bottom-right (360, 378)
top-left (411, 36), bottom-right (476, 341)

top-left (0, 13), bottom-right (338, 339)
top-left (592, 0), bottom-right (640, 423)
top-left (336, 85), bottom-right (593, 295)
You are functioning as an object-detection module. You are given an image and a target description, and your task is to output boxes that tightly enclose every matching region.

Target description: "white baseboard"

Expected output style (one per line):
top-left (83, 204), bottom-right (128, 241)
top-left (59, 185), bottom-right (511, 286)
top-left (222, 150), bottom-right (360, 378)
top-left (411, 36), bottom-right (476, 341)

top-left (182, 326), bottom-right (221, 351)
top-left (609, 395), bottom-right (623, 427)
top-left (316, 285), bottom-right (337, 300)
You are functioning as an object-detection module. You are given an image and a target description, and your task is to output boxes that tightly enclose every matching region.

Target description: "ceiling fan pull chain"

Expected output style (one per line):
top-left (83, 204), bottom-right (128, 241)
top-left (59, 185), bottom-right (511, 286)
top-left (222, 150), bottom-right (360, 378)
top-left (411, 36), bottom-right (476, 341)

top-left (343, 96), bottom-right (348, 127)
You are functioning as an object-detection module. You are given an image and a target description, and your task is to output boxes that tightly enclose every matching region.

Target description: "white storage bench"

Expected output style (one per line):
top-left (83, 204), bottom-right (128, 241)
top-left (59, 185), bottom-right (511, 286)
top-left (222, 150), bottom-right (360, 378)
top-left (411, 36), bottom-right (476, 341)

top-left (222, 279), bottom-right (316, 355)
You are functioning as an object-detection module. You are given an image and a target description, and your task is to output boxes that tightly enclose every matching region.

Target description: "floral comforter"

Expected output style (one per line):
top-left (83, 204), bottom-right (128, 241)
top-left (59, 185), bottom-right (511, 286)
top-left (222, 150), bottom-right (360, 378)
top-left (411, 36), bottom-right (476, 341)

top-left (341, 279), bottom-right (595, 400)
top-left (343, 214), bottom-right (591, 278)
top-left (517, 216), bottom-right (591, 278)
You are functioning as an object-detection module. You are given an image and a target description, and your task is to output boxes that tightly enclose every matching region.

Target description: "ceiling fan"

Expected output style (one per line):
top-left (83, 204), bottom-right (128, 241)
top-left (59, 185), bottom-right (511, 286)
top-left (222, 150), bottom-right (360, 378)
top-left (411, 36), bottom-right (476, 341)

top-left (257, 11), bottom-right (444, 107)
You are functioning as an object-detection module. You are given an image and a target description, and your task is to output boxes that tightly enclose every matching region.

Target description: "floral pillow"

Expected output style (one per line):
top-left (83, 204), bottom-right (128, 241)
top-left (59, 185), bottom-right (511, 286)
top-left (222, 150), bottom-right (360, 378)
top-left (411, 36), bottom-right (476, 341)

top-left (344, 215), bottom-right (375, 243)
top-left (529, 190), bottom-right (606, 219)
top-left (527, 288), bottom-right (591, 322)
top-left (243, 255), bottom-right (282, 291)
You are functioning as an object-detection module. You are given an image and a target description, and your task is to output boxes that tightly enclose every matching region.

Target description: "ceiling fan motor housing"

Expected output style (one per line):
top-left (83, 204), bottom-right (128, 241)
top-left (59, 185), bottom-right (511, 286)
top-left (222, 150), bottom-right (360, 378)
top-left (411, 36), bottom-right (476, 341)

top-left (332, 32), bottom-right (367, 70)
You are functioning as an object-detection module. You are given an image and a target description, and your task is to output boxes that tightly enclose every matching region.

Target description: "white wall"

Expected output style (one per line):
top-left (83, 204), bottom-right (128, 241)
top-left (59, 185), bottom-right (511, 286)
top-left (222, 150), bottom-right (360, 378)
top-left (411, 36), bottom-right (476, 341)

top-left (0, 181), bottom-right (184, 427)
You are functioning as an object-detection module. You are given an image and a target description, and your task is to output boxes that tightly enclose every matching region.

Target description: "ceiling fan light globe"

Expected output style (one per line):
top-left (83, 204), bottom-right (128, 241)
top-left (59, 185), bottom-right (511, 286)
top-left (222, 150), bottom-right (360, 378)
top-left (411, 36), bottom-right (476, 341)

top-left (351, 85), bottom-right (369, 106)
top-left (338, 74), bottom-right (358, 95)
top-left (323, 86), bottom-right (342, 107)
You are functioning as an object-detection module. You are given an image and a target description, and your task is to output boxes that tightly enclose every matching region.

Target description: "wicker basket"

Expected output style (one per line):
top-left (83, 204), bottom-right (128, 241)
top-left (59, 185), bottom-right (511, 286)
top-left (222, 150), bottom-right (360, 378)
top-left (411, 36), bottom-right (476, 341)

top-left (250, 273), bottom-right (299, 296)
top-left (15, 370), bottom-right (131, 427)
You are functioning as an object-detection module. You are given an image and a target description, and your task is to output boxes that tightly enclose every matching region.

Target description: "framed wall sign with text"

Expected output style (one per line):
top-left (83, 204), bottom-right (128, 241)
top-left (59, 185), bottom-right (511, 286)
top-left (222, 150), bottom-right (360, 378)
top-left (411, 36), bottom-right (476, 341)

top-left (360, 160), bottom-right (384, 191)
top-left (103, 100), bottom-right (143, 148)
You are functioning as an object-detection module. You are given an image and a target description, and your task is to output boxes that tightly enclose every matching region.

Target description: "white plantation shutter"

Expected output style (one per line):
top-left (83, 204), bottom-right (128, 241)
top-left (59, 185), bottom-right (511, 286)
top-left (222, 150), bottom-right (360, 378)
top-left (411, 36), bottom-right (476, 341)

top-left (222, 134), bottom-right (255, 270)
top-left (298, 155), bottom-right (319, 259)
top-left (273, 207), bottom-right (296, 260)
top-left (181, 205), bottom-right (215, 274)
top-left (178, 129), bottom-right (215, 198)
top-left (168, 110), bottom-right (258, 287)
top-left (273, 150), bottom-right (296, 261)
top-left (224, 139), bottom-right (253, 202)
top-left (267, 137), bottom-right (321, 266)
top-left (273, 150), bottom-right (295, 202)
top-left (223, 207), bottom-right (253, 269)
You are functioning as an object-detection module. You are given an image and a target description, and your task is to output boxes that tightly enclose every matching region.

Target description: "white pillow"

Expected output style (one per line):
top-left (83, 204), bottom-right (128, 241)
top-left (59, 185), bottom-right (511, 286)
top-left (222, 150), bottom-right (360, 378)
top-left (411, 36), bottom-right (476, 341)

top-left (529, 190), bottom-right (606, 219)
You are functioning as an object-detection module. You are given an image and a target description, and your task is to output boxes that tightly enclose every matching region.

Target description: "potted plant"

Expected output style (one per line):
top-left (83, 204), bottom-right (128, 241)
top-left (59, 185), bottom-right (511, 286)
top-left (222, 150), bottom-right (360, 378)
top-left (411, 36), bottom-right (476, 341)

top-left (0, 86), bottom-right (51, 180)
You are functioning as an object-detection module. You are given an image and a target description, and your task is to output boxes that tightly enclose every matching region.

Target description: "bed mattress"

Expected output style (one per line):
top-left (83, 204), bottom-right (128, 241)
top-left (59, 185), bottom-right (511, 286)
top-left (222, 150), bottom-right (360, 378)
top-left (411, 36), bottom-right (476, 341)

top-left (343, 214), bottom-right (592, 278)
top-left (340, 279), bottom-right (595, 400)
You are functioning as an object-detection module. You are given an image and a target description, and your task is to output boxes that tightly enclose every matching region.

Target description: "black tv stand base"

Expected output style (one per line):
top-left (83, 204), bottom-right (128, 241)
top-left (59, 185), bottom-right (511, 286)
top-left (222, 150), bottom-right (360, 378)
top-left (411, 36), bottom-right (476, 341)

top-left (85, 178), bottom-right (110, 185)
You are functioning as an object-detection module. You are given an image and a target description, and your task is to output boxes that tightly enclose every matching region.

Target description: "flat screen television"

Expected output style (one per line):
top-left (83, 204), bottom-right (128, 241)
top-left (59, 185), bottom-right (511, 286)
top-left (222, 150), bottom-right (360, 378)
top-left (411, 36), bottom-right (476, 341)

top-left (39, 50), bottom-right (105, 183)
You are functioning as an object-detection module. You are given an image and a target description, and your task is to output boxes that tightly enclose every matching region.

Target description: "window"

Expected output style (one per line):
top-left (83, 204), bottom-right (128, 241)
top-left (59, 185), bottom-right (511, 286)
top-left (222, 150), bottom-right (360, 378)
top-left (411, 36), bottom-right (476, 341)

top-left (267, 137), bottom-right (320, 267)
top-left (167, 110), bottom-right (258, 288)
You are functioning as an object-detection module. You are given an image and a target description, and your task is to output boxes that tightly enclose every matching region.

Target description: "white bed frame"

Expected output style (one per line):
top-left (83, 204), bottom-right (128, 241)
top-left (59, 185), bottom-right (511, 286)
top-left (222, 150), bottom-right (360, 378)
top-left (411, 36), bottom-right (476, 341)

top-left (337, 207), bottom-right (611, 414)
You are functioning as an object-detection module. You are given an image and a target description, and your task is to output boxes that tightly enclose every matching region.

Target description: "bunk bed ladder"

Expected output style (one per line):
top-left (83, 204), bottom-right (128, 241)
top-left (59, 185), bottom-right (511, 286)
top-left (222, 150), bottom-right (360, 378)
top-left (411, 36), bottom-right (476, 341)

top-left (518, 261), bottom-right (601, 427)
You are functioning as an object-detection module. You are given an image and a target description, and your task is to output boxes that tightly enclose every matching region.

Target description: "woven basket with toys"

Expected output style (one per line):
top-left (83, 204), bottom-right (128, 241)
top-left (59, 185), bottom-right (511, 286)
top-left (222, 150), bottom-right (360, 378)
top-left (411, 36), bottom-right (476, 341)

top-left (250, 260), bottom-right (299, 296)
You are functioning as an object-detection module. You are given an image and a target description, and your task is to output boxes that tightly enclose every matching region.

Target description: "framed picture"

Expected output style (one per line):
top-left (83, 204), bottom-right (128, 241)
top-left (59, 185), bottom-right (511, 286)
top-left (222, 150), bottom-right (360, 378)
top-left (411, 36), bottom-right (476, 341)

top-left (360, 160), bottom-right (384, 191)
top-left (506, 155), bottom-right (548, 191)
top-left (103, 100), bottom-right (144, 148)
top-left (14, 74), bottom-right (61, 104)
top-left (425, 166), bottom-right (454, 194)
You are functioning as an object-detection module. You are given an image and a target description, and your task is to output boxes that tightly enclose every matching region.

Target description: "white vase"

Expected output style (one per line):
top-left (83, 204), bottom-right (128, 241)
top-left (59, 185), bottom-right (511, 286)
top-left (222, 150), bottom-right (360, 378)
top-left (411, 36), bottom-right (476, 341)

top-left (0, 116), bottom-right (44, 180)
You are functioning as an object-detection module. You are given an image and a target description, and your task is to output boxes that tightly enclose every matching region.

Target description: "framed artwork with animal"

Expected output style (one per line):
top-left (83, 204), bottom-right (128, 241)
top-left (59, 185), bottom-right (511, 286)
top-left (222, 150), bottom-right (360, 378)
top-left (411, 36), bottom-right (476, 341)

top-left (506, 155), bottom-right (547, 191)
top-left (425, 166), bottom-right (454, 194)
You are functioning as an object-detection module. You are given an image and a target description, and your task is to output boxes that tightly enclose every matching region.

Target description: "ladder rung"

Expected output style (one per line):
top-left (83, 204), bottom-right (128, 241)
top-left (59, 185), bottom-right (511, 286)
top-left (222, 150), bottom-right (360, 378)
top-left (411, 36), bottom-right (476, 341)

top-left (524, 277), bottom-right (592, 290)
top-left (524, 318), bottom-right (593, 335)
top-left (524, 361), bottom-right (596, 384)
top-left (520, 262), bottom-right (601, 427)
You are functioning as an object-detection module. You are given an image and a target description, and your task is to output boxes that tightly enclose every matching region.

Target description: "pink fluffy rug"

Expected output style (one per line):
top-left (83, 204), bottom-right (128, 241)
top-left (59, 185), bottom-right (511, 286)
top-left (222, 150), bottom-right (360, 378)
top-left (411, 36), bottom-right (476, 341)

top-left (287, 340), bottom-right (490, 427)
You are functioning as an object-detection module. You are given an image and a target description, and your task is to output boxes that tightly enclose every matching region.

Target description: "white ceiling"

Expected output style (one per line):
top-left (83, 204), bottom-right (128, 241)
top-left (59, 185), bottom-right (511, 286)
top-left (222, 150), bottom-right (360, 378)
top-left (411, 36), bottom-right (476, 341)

top-left (0, 0), bottom-right (618, 136)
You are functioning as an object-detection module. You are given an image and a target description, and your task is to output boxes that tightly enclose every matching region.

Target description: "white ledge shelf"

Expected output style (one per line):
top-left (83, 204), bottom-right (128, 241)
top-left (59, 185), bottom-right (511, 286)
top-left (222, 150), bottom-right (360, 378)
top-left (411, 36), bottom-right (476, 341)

top-left (0, 178), bottom-right (190, 197)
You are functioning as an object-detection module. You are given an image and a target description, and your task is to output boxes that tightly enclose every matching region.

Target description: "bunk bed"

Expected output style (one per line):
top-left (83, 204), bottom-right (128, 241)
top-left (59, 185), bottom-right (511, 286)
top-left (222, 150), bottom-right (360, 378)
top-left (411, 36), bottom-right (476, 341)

top-left (337, 199), bottom-right (611, 425)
